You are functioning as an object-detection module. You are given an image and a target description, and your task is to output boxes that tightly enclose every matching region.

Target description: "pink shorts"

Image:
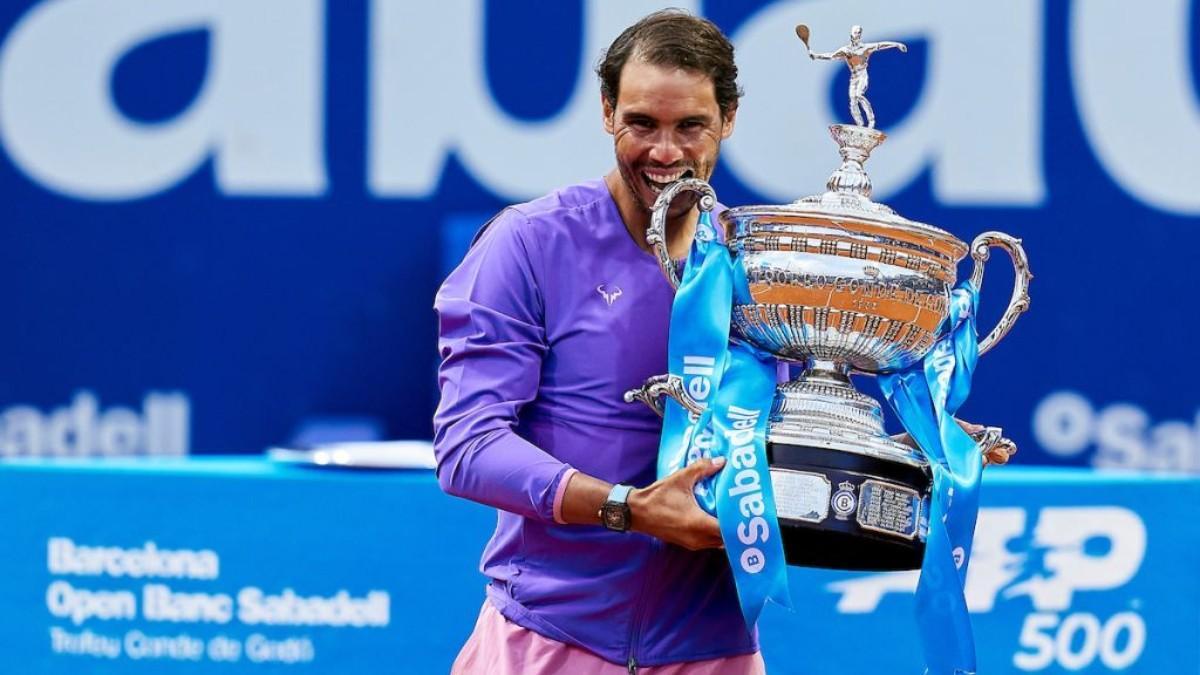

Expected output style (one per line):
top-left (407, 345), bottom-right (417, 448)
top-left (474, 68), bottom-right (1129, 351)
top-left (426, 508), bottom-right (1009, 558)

top-left (451, 600), bottom-right (766, 674)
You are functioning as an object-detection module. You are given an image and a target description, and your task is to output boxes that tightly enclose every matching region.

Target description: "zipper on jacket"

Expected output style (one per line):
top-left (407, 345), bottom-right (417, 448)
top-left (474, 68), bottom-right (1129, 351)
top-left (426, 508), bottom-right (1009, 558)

top-left (625, 540), bottom-right (662, 675)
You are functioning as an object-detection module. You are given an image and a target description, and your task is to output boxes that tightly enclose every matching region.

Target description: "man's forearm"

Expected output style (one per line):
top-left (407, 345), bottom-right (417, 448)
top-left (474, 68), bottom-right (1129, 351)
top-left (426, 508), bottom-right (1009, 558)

top-left (434, 428), bottom-right (571, 523)
top-left (555, 459), bottom-right (726, 551)
top-left (558, 471), bottom-right (611, 526)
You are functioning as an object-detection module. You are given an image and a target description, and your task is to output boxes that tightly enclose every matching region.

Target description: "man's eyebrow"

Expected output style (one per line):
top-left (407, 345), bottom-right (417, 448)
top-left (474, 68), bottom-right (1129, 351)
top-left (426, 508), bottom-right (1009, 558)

top-left (619, 112), bottom-right (714, 126)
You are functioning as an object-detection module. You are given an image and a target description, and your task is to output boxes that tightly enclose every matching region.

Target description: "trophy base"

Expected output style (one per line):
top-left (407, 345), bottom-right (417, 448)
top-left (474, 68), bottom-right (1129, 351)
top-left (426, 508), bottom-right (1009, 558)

top-left (768, 440), bottom-right (930, 571)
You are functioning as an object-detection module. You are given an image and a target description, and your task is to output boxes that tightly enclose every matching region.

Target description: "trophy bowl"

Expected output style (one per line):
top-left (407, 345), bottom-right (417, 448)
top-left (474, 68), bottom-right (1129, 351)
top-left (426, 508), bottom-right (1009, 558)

top-left (629, 125), bottom-right (1031, 571)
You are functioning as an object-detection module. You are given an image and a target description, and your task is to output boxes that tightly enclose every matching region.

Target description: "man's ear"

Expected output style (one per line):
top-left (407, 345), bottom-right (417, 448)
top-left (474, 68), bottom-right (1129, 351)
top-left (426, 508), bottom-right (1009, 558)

top-left (602, 93), bottom-right (615, 135)
top-left (720, 106), bottom-right (738, 140)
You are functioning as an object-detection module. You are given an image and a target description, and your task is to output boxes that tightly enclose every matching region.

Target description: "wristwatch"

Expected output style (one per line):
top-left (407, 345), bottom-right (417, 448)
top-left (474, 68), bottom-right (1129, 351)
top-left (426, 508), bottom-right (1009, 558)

top-left (599, 484), bottom-right (634, 532)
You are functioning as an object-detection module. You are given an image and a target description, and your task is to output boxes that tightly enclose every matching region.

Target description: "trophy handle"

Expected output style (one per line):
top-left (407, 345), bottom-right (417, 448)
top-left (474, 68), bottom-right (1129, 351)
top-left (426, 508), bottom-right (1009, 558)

top-left (623, 374), bottom-right (705, 418)
top-left (968, 232), bottom-right (1033, 355)
top-left (970, 425), bottom-right (1018, 466)
top-left (647, 178), bottom-right (719, 290)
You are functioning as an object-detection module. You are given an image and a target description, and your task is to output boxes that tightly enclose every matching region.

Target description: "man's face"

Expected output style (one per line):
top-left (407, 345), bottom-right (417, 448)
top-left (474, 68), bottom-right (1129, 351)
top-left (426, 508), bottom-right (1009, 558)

top-left (603, 58), bottom-right (735, 221)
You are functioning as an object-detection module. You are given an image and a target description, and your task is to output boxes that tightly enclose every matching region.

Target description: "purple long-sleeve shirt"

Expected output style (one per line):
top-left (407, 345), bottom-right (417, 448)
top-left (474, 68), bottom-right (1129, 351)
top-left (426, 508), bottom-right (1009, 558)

top-left (433, 178), bottom-right (755, 666)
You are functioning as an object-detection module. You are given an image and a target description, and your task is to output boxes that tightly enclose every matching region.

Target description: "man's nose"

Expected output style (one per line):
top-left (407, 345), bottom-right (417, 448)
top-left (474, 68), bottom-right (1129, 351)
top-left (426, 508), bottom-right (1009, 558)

top-left (647, 131), bottom-right (684, 165)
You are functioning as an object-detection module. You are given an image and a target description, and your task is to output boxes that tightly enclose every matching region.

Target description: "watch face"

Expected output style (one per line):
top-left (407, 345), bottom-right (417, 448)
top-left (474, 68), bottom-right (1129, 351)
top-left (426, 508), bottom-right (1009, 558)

top-left (603, 504), bottom-right (628, 531)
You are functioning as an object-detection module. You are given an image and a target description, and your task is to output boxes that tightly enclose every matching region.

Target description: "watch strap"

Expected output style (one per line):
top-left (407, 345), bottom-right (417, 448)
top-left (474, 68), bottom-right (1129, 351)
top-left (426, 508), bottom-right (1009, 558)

top-left (607, 483), bottom-right (633, 505)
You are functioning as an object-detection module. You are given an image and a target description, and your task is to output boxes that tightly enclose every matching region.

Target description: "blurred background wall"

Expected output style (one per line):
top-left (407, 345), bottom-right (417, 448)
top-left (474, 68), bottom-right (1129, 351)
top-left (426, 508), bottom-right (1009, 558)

top-left (1, 0), bottom-right (1196, 471)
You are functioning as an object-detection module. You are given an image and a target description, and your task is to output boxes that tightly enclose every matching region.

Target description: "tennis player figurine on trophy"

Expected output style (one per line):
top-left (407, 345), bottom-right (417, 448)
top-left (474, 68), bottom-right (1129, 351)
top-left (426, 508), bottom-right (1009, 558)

top-left (798, 23), bottom-right (906, 129)
top-left (625, 23), bottom-right (1032, 673)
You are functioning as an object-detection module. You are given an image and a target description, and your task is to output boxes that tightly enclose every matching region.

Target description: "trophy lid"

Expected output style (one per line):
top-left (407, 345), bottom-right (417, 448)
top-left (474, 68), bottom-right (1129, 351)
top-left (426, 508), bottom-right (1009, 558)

top-left (722, 25), bottom-right (968, 263)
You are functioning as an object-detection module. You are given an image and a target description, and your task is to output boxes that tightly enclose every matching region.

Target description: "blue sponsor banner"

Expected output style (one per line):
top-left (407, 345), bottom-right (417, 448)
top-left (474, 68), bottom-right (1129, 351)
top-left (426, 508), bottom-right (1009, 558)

top-left (0, 460), bottom-right (1195, 673)
top-left (759, 468), bottom-right (1200, 674)
top-left (0, 0), bottom-right (1198, 472)
top-left (0, 458), bottom-right (495, 673)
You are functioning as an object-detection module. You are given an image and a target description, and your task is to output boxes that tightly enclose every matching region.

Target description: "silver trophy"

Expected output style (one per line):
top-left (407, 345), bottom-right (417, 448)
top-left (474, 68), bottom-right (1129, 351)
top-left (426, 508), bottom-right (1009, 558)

top-left (626, 25), bottom-right (1032, 571)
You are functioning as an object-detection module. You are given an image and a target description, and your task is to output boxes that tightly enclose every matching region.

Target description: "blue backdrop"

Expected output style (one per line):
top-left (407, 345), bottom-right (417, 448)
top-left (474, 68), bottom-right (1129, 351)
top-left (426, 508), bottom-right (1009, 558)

top-left (1, 0), bottom-right (1197, 471)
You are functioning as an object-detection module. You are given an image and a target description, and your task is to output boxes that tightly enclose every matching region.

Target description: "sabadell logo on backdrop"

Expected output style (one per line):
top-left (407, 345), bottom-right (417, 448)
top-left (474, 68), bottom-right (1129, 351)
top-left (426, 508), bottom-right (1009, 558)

top-left (0, 1), bottom-right (1196, 214)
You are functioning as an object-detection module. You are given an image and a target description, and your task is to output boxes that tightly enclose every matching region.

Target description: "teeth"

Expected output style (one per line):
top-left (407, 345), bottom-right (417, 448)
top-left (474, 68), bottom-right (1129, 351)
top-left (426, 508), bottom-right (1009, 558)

top-left (643, 169), bottom-right (695, 195)
top-left (644, 169), bottom-right (686, 184)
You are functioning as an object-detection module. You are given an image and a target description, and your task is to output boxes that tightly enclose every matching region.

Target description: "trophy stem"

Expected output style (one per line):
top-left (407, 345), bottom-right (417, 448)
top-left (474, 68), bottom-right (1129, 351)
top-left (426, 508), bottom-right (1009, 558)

top-left (803, 358), bottom-right (852, 384)
top-left (768, 358), bottom-right (923, 467)
top-left (825, 124), bottom-right (886, 199)
top-left (774, 361), bottom-right (880, 439)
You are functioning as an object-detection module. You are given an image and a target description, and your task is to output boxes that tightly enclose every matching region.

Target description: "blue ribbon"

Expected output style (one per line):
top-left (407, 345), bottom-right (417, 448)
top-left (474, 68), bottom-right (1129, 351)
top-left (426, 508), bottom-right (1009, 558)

top-left (658, 210), bottom-right (791, 628)
top-left (879, 284), bottom-right (982, 675)
top-left (657, 213), bottom-right (730, 492)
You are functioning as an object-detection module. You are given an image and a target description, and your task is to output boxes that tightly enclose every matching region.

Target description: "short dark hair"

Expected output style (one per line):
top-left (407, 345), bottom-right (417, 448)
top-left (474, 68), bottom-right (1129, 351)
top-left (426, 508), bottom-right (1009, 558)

top-left (596, 9), bottom-right (742, 118)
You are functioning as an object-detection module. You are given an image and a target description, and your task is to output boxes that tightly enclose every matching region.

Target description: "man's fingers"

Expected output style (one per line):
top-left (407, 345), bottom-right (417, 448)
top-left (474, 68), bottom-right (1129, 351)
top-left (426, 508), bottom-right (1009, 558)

top-left (687, 456), bottom-right (726, 482)
top-left (984, 437), bottom-right (1017, 466)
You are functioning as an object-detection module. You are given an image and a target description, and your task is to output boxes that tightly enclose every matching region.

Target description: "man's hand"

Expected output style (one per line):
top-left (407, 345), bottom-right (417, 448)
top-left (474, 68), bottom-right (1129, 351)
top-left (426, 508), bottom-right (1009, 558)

top-left (628, 458), bottom-right (725, 551)
top-left (981, 434), bottom-right (1017, 466)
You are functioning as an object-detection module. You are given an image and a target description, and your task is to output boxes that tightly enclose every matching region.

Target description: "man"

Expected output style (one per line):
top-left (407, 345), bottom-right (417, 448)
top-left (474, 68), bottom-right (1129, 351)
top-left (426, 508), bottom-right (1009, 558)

top-left (433, 9), bottom-right (765, 674)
